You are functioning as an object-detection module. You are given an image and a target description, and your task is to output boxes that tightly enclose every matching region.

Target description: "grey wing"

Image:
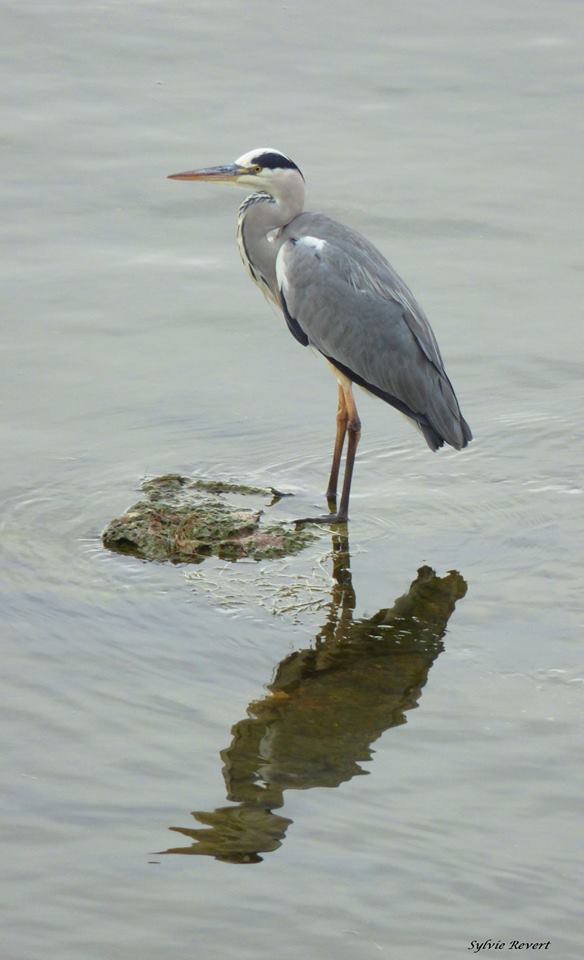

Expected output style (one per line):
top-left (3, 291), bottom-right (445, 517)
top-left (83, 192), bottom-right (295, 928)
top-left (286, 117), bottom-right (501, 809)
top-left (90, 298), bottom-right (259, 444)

top-left (284, 213), bottom-right (447, 372)
top-left (275, 229), bottom-right (472, 451)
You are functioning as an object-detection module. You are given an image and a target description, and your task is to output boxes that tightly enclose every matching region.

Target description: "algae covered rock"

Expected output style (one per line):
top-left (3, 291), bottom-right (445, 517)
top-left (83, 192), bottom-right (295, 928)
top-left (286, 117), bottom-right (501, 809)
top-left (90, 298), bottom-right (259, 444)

top-left (102, 474), bottom-right (316, 564)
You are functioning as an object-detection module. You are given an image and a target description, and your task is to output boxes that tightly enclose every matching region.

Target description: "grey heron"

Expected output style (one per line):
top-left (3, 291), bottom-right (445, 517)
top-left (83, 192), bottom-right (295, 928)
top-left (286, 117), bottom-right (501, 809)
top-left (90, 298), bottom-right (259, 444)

top-left (168, 148), bottom-right (472, 522)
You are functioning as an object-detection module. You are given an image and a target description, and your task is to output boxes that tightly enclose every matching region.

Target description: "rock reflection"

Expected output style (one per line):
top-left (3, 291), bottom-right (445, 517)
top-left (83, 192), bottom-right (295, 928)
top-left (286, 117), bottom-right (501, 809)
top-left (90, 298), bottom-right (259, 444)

top-left (162, 536), bottom-right (467, 863)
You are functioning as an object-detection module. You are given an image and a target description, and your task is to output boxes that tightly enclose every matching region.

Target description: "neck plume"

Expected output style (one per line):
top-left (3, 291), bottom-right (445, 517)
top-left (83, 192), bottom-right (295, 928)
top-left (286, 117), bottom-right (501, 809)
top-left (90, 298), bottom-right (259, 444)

top-left (236, 196), bottom-right (293, 305)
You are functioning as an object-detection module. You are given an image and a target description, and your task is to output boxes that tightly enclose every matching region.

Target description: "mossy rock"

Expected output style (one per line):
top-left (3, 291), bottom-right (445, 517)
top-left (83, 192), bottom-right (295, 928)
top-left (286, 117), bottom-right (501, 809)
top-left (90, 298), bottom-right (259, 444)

top-left (102, 474), bottom-right (316, 564)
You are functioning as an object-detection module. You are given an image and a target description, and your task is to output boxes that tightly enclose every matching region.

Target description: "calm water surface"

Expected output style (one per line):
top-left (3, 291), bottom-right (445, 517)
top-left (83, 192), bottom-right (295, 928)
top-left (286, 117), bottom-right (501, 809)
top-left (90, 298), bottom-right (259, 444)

top-left (2, 1), bottom-right (583, 958)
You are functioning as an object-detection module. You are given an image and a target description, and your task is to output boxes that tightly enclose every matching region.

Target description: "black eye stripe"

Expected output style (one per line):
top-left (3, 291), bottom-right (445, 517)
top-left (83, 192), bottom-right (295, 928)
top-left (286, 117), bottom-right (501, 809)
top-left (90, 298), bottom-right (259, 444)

top-left (253, 152), bottom-right (295, 169)
top-left (252, 152), bottom-right (304, 180)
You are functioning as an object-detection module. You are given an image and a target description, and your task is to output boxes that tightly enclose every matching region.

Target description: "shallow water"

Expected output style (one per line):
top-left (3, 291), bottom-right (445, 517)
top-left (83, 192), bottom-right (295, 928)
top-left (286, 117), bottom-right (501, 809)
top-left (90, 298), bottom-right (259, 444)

top-left (2, 1), bottom-right (583, 958)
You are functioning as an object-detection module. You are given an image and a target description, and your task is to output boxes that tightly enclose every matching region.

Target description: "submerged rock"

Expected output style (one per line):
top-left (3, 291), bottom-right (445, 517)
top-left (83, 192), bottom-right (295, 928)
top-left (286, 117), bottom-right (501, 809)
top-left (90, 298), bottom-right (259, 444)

top-left (102, 474), bottom-right (317, 564)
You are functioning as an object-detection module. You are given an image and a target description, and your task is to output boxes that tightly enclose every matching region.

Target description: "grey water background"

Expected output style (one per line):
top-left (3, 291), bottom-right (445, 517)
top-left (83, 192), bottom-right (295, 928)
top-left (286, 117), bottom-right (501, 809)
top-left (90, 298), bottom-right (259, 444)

top-left (2, 0), bottom-right (583, 957)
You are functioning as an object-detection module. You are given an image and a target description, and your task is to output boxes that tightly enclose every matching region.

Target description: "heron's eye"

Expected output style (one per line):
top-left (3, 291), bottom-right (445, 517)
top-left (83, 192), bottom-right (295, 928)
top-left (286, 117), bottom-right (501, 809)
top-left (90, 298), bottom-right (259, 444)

top-left (252, 164), bottom-right (262, 174)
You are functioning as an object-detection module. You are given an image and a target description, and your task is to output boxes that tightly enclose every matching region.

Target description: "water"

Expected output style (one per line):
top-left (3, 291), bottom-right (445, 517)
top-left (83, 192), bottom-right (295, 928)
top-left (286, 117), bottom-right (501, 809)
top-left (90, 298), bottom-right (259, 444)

top-left (2, 1), bottom-right (583, 957)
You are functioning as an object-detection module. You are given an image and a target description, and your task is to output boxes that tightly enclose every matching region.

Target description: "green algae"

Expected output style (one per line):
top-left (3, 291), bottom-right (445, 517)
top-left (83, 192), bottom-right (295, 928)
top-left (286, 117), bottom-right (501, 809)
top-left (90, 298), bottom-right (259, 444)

top-left (102, 475), bottom-right (315, 564)
top-left (141, 474), bottom-right (286, 499)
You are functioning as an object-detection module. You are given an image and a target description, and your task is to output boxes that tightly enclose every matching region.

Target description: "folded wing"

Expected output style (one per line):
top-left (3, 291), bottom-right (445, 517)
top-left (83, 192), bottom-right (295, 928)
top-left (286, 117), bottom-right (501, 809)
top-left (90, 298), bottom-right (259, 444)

top-left (275, 227), bottom-right (472, 451)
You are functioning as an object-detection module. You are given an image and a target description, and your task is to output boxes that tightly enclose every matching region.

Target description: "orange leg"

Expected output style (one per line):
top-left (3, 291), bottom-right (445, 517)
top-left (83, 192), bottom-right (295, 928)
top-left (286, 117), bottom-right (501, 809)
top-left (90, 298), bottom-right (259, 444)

top-left (336, 385), bottom-right (361, 522)
top-left (326, 385), bottom-right (348, 502)
top-left (296, 382), bottom-right (361, 525)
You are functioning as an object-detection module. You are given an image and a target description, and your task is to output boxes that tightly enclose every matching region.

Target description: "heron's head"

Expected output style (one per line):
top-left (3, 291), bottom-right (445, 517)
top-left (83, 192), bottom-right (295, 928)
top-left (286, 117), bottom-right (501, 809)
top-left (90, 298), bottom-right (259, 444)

top-left (168, 148), bottom-right (304, 209)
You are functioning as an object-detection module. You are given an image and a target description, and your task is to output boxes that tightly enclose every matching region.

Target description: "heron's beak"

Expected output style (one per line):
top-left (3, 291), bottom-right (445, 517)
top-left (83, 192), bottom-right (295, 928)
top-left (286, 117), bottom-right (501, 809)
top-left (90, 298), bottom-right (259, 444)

top-left (167, 163), bottom-right (248, 182)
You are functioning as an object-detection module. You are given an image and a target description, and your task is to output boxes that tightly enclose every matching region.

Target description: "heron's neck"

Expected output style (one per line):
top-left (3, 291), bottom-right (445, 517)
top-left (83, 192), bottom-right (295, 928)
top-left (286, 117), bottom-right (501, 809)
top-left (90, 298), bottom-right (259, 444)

top-left (241, 186), bottom-right (303, 233)
top-left (237, 190), bottom-right (302, 303)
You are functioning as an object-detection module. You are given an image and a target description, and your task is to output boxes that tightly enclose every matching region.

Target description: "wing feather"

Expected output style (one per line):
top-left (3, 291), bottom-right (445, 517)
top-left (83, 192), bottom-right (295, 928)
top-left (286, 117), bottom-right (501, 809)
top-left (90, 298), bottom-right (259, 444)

top-left (275, 231), bottom-right (471, 450)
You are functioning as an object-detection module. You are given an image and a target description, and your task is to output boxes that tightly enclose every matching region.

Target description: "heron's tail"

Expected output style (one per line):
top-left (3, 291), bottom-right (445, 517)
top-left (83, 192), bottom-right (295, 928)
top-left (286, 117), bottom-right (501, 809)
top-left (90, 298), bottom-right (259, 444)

top-left (460, 415), bottom-right (473, 446)
top-left (421, 412), bottom-right (472, 452)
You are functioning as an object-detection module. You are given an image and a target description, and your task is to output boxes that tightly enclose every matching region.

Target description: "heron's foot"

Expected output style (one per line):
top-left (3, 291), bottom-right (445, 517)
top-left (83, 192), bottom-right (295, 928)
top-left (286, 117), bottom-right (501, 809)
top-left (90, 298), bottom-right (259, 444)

top-left (294, 512), bottom-right (348, 527)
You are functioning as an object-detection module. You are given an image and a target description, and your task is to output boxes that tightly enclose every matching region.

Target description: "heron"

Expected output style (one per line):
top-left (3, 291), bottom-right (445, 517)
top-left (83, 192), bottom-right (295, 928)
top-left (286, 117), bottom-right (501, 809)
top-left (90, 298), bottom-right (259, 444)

top-left (168, 148), bottom-right (472, 522)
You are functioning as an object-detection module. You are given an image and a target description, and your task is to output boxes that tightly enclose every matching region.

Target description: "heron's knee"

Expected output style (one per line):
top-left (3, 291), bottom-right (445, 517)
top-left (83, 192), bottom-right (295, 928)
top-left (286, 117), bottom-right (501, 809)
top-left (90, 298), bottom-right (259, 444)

top-left (348, 415), bottom-right (361, 435)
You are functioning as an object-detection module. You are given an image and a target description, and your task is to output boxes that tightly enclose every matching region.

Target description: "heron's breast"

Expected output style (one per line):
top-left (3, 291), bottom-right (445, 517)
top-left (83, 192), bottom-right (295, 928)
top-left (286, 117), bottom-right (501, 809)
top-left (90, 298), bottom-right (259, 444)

top-left (236, 221), bottom-right (279, 306)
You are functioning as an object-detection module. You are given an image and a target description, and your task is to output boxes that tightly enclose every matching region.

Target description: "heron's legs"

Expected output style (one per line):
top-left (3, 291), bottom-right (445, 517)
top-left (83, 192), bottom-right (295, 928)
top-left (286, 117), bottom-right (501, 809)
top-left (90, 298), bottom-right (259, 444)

top-left (296, 385), bottom-right (361, 526)
top-left (336, 388), bottom-right (361, 522)
top-left (326, 385), bottom-right (348, 502)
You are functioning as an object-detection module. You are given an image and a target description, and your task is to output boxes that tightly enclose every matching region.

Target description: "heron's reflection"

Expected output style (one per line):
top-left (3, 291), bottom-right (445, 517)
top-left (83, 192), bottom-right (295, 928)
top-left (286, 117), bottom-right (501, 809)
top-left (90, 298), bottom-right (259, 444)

top-left (162, 535), bottom-right (467, 863)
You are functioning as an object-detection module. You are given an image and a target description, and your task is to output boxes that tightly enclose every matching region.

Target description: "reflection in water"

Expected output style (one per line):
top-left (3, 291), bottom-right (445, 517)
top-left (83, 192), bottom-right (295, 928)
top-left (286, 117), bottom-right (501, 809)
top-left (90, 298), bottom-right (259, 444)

top-left (162, 536), bottom-right (467, 863)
